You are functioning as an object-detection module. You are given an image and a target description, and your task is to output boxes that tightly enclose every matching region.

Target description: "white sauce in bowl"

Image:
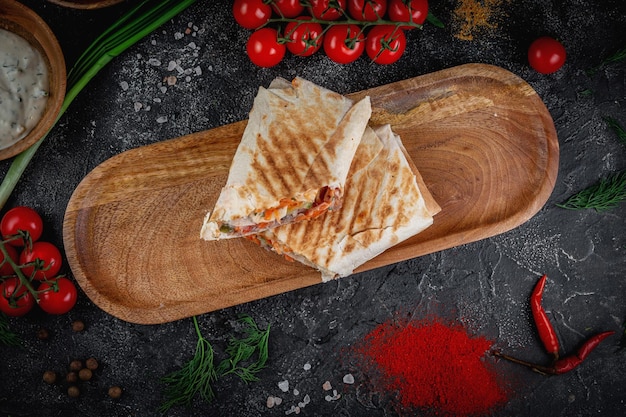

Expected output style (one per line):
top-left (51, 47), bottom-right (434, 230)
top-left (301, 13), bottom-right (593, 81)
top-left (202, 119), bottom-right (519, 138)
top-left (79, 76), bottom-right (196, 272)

top-left (0, 28), bottom-right (49, 149)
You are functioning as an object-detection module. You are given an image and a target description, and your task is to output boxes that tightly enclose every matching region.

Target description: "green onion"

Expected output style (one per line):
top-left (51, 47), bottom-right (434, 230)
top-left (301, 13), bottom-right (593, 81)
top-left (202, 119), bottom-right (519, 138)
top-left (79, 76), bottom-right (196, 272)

top-left (0, 0), bottom-right (197, 210)
top-left (0, 312), bottom-right (21, 347)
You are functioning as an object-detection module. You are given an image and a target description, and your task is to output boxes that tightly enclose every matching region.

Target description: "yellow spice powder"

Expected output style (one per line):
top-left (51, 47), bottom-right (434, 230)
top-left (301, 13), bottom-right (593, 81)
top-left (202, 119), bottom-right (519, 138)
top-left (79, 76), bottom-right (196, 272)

top-left (453, 0), bottom-right (509, 41)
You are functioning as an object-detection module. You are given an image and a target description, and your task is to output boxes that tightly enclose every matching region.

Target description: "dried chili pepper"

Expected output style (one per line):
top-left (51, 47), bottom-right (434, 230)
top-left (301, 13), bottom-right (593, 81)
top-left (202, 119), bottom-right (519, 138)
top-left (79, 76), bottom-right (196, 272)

top-left (494, 331), bottom-right (615, 375)
top-left (530, 274), bottom-right (560, 360)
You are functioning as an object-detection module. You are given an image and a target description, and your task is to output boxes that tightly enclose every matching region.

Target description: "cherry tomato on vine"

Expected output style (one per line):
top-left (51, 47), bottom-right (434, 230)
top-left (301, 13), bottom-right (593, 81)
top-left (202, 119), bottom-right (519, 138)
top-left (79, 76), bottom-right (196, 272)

top-left (309, 0), bottom-right (347, 20)
top-left (19, 241), bottom-right (63, 281)
top-left (246, 27), bottom-right (286, 67)
top-left (323, 24), bottom-right (365, 64)
top-left (38, 277), bottom-right (78, 315)
top-left (365, 25), bottom-right (407, 64)
top-left (348, 0), bottom-right (387, 21)
top-left (0, 244), bottom-right (18, 276)
top-left (233, 0), bottom-right (272, 29)
top-left (272, 0), bottom-right (305, 18)
top-left (285, 17), bottom-right (324, 56)
top-left (388, 0), bottom-right (428, 28)
top-left (0, 277), bottom-right (34, 317)
top-left (528, 36), bottom-right (566, 74)
top-left (1, 206), bottom-right (43, 247)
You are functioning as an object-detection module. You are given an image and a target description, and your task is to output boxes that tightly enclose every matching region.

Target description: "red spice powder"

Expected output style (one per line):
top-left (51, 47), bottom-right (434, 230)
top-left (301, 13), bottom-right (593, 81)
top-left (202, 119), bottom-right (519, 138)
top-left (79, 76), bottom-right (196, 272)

top-left (354, 318), bottom-right (508, 416)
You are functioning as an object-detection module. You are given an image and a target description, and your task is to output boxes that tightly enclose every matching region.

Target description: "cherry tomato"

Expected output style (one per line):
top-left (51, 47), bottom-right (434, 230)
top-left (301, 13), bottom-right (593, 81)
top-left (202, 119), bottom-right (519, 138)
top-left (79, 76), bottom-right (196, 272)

top-left (0, 245), bottom-right (18, 276)
top-left (323, 24), bottom-right (365, 64)
top-left (272, 0), bottom-right (305, 18)
top-left (38, 277), bottom-right (78, 315)
top-left (365, 25), bottom-right (407, 64)
top-left (233, 0), bottom-right (272, 29)
top-left (19, 241), bottom-right (63, 281)
top-left (246, 28), bottom-right (286, 67)
top-left (528, 36), bottom-right (566, 74)
top-left (348, 0), bottom-right (387, 21)
top-left (285, 17), bottom-right (324, 56)
top-left (0, 277), bottom-right (34, 317)
top-left (309, 0), bottom-right (347, 20)
top-left (1, 206), bottom-right (44, 247)
top-left (388, 0), bottom-right (428, 28)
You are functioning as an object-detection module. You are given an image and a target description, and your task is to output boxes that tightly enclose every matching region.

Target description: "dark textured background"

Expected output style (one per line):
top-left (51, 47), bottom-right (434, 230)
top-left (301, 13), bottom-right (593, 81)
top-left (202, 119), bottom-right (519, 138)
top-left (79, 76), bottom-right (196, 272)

top-left (1, 0), bottom-right (626, 416)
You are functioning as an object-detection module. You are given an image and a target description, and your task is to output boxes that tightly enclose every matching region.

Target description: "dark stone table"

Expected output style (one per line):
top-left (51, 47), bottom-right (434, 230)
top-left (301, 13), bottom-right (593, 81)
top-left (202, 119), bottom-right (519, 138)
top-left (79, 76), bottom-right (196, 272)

top-left (1, 0), bottom-right (625, 416)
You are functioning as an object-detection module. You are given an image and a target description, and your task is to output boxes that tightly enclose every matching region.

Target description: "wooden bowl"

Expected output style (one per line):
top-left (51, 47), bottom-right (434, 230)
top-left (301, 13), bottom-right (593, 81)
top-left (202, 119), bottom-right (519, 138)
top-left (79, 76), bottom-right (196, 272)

top-left (46, 0), bottom-right (125, 9)
top-left (0, 0), bottom-right (66, 160)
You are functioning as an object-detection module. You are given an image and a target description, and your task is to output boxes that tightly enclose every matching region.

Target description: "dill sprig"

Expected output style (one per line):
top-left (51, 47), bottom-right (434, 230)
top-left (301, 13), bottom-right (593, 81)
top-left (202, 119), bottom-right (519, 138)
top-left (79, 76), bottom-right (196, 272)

top-left (586, 46), bottom-right (626, 76)
top-left (604, 116), bottom-right (626, 145)
top-left (557, 171), bottom-right (626, 211)
top-left (0, 313), bottom-right (21, 347)
top-left (159, 316), bottom-right (218, 413)
top-left (160, 315), bottom-right (271, 413)
top-left (217, 315), bottom-right (271, 383)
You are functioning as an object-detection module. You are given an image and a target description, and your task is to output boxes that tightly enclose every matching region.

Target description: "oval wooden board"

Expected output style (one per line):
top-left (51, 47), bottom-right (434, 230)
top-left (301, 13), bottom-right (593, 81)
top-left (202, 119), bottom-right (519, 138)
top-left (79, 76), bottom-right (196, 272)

top-left (63, 64), bottom-right (559, 324)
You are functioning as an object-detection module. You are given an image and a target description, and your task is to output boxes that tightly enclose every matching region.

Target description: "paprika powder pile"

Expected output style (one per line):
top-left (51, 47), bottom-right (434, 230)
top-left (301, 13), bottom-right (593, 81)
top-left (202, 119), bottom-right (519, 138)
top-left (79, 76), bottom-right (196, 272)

top-left (353, 317), bottom-right (509, 416)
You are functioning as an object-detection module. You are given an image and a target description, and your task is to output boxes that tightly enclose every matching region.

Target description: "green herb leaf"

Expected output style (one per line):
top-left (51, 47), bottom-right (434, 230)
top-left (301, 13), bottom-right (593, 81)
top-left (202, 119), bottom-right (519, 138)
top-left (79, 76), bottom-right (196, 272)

top-left (159, 316), bottom-right (218, 413)
top-left (160, 315), bottom-right (271, 411)
top-left (557, 171), bottom-right (626, 212)
top-left (604, 116), bottom-right (626, 146)
top-left (427, 11), bottom-right (445, 28)
top-left (586, 46), bottom-right (626, 76)
top-left (217, 315), bottom-right (271, 383)
top-left (0, 313), bottom-right (21, 347)
top-left (0, 0), bottom-right (197, 211)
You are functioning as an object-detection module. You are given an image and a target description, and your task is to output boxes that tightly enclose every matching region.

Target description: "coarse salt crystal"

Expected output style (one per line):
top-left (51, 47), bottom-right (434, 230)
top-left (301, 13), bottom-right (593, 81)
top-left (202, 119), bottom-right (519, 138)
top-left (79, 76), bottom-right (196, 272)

top-left (267, 396), bottom-right (276, 408)
top-left (322, 381), bottom-right (332, 391)
top-left (167, 61), bottom-right (177, 71)
top-left (278, 380), bottom-right (289, 392)
top-left (303, 363), bottom-right (311, 371)
top-left (148, 58), bottom-right (161, 66)
top-left (293, 389), bottom-right (299, 396)
top-left (133, 102), bottom-right (142, 112)
top-left (120, 81), bottom-right (129, 91)
top-left (343, 373), bottom-right (355, 384)
top-left (274, 397), bottom-right (283, 406)
top-left (156, 116), bottom-right (168, 124)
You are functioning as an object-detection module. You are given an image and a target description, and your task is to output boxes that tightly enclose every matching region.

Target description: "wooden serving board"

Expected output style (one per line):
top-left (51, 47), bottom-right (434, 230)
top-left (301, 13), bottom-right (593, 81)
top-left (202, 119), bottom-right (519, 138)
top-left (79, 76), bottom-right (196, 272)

top-left (63, 64), bottom-right (559, 324)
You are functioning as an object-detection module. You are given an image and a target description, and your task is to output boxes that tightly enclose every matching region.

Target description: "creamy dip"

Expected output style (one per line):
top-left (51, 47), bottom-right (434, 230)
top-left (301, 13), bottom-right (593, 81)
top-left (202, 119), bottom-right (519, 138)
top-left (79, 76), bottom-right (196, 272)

top-left (0, 28), bottom-right (49, 149)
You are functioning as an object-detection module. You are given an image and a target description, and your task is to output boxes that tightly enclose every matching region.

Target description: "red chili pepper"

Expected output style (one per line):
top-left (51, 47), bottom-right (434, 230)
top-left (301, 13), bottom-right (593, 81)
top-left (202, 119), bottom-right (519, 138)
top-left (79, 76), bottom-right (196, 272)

top-left (493, 330), bottom-right (615, 375)
top-left (552, 330), bottom-right (615, 374)
top-left (531, 274), bottom-right (560, 360)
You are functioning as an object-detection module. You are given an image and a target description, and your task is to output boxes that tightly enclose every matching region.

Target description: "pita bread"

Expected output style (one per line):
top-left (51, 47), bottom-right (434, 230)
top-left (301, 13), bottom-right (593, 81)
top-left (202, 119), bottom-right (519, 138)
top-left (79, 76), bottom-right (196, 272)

top-left (252, 124), bottom-right (440, 281)
top-left (201, 77), bottom-right (372, 240)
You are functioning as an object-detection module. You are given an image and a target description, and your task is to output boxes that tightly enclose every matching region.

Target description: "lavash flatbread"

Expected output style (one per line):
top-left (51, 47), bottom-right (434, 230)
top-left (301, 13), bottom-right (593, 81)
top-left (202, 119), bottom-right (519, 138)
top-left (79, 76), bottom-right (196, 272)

top-left (201, 77), bottom-right (372, 240)
top-left (254, 124), bottom-right (441, 281)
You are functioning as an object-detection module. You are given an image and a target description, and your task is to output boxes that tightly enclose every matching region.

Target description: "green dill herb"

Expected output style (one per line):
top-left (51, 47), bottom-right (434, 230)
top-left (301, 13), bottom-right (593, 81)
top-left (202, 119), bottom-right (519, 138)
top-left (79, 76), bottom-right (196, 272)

top-left (159, 316), bottom-right (218, 413)
top-left (557, 171), bottom-right (626, 211)
top-left (217, 315), bottom-right (271, 383)
top-left (0, 313), bottom-right (21, 347)
top-left (586, 46), bottom-right (626, 76)
top-left (160, 315), bottom-right (271, 412)
top-left (604, 116), bottom-right (626, 145)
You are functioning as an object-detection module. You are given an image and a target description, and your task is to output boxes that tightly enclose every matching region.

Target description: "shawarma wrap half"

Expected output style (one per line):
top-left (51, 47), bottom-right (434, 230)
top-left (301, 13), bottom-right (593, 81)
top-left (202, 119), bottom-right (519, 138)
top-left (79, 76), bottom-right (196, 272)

top-left (251, 124), bottom-right (441, 281)
top-left (201, 77), bottom-right (372, 240)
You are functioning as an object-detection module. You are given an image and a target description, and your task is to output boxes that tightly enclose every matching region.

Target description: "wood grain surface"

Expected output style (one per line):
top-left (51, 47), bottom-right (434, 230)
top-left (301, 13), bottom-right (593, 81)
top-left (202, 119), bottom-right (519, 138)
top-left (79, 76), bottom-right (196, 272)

top-left (46, 0), bottom-right (124, 9)
top-left (63, 64), bottom-right (559, 324)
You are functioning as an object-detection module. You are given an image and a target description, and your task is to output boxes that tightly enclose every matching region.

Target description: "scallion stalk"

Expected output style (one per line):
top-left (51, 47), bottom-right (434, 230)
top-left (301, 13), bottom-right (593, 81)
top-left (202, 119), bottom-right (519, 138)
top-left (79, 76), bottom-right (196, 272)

top-left (0, 0), bottom-right (197, 210)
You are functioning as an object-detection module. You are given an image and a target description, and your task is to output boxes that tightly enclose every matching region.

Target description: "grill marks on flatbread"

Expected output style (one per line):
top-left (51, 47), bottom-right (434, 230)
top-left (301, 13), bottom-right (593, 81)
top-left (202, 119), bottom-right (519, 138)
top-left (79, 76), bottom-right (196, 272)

top-left (201, 77), bottom-right (372, 240)
top-left (255, 125), bottom-right (440, 281)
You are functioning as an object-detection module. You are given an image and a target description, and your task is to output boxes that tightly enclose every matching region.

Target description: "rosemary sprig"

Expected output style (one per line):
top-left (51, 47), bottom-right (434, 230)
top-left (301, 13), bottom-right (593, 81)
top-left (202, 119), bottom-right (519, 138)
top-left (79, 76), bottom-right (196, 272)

top-left (0, 0), bottom-right (197, 211)
top-left (604, 116), bottom-right (626, 145)
top-left (557, 171), bottom-right (626, 211)
top-left (159, 316), bottom-right (219, 413)
top-left (160, 315), bottom-right (271, 412)
top-left (216, 315), bottom-right (271, 383)
top-left (0, 313), bottom-right (21, 347)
